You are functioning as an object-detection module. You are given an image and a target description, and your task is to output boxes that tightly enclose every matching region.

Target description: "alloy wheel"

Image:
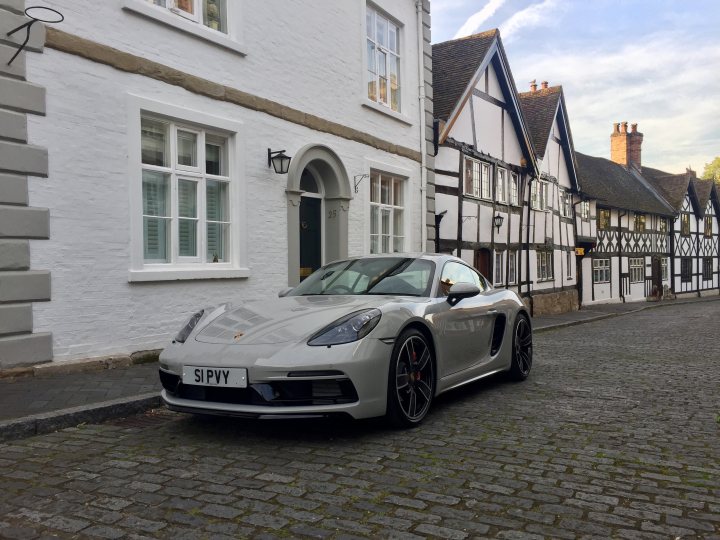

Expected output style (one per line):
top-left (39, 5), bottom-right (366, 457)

top-left (394, 335), bottom-right (434, 422)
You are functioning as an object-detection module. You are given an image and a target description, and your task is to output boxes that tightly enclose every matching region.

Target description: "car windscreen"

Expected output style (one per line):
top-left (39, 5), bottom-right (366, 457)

top-left (288, 258), bottom-right (435, 297)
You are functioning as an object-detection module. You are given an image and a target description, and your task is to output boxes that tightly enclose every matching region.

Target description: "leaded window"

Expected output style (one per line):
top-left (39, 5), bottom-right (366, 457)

top-left (681, 213), bottom-right (690, 236)
top-left (536, 251), bottom-right (553, 281)
top-left (634, 213), bottom-right (646, 233)
top-left (705, 216), bottom-right (713, 237)
top-left (463, 157), bottom-right (491, 199)
top-left (629, 257), bottom-right (644, 283)
top-left (703, 257), bottom-right (712, 280)
top-left (580, 201), bottom-right (590, 220)
top-left (510, 173), bottom-right (519, 205)
top-left (593, 258), bottom-right (610, 283)
top-left (681, 257), bottom-right (691, 282)
top-left (598, 208), bottom-right (611, 230)
top-left (496, 168), bottom-right (507, 203)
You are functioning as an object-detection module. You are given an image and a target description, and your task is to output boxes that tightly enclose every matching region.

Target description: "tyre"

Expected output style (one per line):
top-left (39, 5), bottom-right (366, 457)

top-left (508, 313), bottom-right (532, 381)
top-left (386, 328), bottom-right (435, 428)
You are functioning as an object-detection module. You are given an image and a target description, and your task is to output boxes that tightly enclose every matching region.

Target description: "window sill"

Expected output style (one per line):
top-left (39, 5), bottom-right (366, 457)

top-left (122, 0), bottom-right (246, 56)
top-left (128, 267), bottom-right (250, 282)
top-left (361, 100), bottom-right (413, 126)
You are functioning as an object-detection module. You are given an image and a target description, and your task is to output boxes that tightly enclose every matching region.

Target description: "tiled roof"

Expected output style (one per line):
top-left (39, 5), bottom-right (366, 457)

top-left (432, 29), bottom-right (498, 122)
top-left (643, 172), bottom-right (691, 212)
top-left (518, 87), bottom-right (562, 158)
top-left (575, 152), bottom-right (675, 216)
top-left (693, 178), bottom-right (714, 214)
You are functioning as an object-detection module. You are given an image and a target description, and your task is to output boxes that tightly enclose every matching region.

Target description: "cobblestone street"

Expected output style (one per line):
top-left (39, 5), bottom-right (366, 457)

top-left (0, 302), bottom-right (718, 539)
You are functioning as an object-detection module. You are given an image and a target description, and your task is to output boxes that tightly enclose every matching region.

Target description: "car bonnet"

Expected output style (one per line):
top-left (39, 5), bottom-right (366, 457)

top-left (195, 295), bottom-right (394, 345)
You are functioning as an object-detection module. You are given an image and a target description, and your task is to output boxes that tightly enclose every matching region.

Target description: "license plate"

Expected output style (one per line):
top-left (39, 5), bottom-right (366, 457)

top-left (182, 366), bottom-right (248, 388)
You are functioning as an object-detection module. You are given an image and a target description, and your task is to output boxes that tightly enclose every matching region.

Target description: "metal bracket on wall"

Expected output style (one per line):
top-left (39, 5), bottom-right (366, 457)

top-left (6, 6), bottom-right (64, 66)
top-left (353, 174), bottom-right (369, 194)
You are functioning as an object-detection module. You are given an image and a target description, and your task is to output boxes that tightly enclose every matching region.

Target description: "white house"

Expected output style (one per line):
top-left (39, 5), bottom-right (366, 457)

top-left (575, 123), bottom-right (676, 304)
top-left (645, 170), bottom-right (720, 296)
top-left (24, 0), bottom-right (434, 361)
top-left (431, 30), bottom-right (540, 307)
top-left (518, 82), bottom-right (581, 314)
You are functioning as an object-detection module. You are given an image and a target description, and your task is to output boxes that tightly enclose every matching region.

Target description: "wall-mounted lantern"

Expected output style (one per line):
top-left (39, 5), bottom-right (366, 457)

top-left (493, 213), bottom-right (505, 232)
top-left (268, 149), bottom-right (291, 174)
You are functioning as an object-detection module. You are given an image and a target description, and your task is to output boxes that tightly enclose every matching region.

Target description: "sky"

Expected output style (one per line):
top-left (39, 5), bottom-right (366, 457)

top-left (431, 0), bottom-right (720, 175)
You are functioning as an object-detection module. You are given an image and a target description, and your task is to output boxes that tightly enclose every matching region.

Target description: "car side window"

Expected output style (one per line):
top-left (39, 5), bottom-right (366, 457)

top-left (438, 261), bottom-right (485, 296)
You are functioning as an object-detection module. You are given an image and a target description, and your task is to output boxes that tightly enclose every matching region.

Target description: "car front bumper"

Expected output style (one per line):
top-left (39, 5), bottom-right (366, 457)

top-left (158, 337), bottom-right (393, 420)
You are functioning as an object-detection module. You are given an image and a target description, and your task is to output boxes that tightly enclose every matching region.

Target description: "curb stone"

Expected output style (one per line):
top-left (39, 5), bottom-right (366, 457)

top-left (0, 392), bottom-right (162, 443)
top-left (534, 295), bottom-right (720, 333)
top-left (0, 349), bottom-right (162, 380)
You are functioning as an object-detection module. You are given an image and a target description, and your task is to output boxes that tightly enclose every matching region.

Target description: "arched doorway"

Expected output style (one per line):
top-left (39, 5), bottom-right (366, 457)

top-left (299, 168), bottom-right (323, 281)
top-left (286, 145), bottom-right (352, 286)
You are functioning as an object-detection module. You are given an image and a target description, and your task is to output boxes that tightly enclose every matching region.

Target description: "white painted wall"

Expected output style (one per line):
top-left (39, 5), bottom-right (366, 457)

top-left (40, 0), bottom-right (423, 151)
top-left (27, 7), bottom-right (424, 360)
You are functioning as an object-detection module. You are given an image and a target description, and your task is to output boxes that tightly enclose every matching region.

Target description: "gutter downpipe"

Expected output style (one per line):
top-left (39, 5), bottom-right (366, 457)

top-left (416, 0), bottom-right (428, 251)
top-left (525, 173), bottom-right (535, 315)
top-left (619, 209), bottom-right (627, 302)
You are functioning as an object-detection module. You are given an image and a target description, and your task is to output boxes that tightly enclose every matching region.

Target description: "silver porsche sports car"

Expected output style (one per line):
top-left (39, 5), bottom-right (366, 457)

top-left (159, 254), bottom-right (532, 427)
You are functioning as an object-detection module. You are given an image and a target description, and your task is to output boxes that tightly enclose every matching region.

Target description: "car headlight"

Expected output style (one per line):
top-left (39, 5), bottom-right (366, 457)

top-left (308, 309), bottom-right (382, 346)
top-left (174, 309), bottom-right (205, 344)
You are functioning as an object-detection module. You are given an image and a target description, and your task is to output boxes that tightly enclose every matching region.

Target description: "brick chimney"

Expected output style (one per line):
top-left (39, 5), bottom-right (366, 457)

top-left (610, 121), bottom-right (643, 169)
top-left (530, 80), bottom-right (537, 92)
top-left (541, 80), bottom-right (548, 89)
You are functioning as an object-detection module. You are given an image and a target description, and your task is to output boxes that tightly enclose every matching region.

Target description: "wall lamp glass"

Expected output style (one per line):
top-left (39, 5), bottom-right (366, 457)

top-left (268, 149), bottom-right (291, 174)
top-left (493, 213), bottom-right (505, 231)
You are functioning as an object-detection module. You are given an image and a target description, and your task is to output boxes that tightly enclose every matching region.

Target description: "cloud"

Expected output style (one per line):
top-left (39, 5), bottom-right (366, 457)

top-left (499, 0), bottom-right (560, 42)
top-left (453, 0), bottom-right (506, 39)
top-left (510, 31), bottom-right (720, 172)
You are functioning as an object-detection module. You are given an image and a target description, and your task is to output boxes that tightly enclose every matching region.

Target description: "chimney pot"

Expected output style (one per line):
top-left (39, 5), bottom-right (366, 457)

top-left (541, 81), bottom-right (548, 89)
top-left (631, 123), bottom-right (638, 133)
top-left (613, 122), bottom-right (620, 133)
top-left (530, 80), bottom-right (537, 92)
top-left (621, 121), bottom-right (628, 133)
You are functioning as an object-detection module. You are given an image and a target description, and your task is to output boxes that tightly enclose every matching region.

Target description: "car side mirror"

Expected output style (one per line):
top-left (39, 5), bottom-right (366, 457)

top-left (278, 287), bottom-right (294, 298)
top-left (447, 282), bottom-right (480, 306)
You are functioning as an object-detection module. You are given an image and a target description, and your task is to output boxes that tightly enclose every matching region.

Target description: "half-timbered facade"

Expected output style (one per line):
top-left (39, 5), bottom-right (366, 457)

top-left (575, 123), bottom-right (675, 304)
top-left (432, 30), bottom-right (538, 305)
top-left (645, 170), bottom-right (720, 296)
top-left (518, 83), bottom-right (581, 313)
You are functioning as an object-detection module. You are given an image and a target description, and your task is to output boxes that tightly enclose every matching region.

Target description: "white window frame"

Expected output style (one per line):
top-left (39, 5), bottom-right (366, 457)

top-left (531, 180), bottom-right (549, 210)
top-left (494, 251), bottom-right (504, 285)
top-left (536, 251), bottom-right (553, 281)
top-left (629, 257), bottom-right (644, 283)
top-left (508, 250), bottom-right (516, 284)
top-left (661, 257), bottom-right (668, 281)
top-left (122, 0), bottom-right (245, 56)
top-left (496, 168), bottom-right (507, 203)
top-left (463, 157), bottom-right (491, 200)
top-left (566, 251), bottom-right (572, 279)
top-left (510, 172), bottom-right (519, 206)
top-left (559, 190), bottom-right (571, 218)
top-left (369, 171), bottom-right (406, 254)
top-left (580, 201), bottom-right (590, 220)
top-left (365, 5), bottom-right (402, 113)
top-left (593, 258), bottom-right (610, 283)
top-left (127, 95), bottom-right (247, 282)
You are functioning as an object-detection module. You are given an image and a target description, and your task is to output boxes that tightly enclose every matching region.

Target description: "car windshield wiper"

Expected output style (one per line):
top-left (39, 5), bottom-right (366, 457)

top-left (364, 259), bottom-right (413, 294)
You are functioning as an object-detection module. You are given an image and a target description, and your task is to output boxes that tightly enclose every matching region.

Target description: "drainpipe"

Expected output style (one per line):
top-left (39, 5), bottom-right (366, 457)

top-left (572, 198), bottom-right (583, 308)
top-left (619, 210), bottom-right (627, 302)
top-left (416, 0), bottom-right (428, 251)
top-left (525, 174), bottom-right (535, 315)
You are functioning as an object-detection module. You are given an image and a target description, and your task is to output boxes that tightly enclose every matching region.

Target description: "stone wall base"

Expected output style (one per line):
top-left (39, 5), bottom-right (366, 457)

top-left (529, 289), bottom-right (579, 317)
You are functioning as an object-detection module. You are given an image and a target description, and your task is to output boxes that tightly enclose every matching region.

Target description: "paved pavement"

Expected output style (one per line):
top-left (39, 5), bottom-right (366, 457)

top-left (0, 300), bottom-right (717, 538)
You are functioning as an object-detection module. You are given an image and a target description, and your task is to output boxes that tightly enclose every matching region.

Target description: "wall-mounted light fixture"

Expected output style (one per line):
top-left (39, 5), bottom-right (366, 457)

top-left (493, 213), bottom-right (505, 232)
top-left (268, 149), bottom-right (291, 174)
top-left (6, 7), bottom-right (64, 66)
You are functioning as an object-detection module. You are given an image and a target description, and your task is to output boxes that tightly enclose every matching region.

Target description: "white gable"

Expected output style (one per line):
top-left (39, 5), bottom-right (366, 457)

top-left (487, 64), bottom-right (504, 102)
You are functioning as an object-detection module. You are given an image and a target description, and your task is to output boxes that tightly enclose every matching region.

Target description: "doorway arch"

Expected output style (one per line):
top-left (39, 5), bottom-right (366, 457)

top-left (286, 145), bottom-right (352, 286)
